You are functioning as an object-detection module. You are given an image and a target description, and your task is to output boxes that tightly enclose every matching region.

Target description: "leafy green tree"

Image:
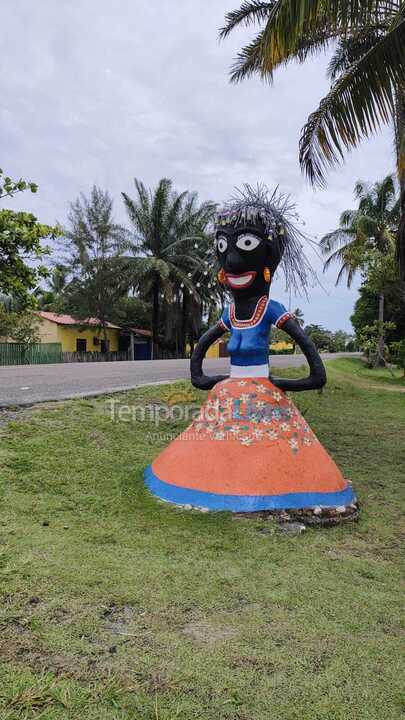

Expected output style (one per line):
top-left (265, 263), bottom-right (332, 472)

top-left (351, 280), bottom-right (405, 344)
top-left (0, 306), bottom-right (40, 346)
top-left (304, 324), bottom-right (332, 350)
top-left (108, 295), bottom-right (152, 330)
top-left (0, 168), bottom-right (38, 201)
top-left (357, 320), bottom-right (396, 367)
top-left (220, 1), bottom-right (405, 278)
top-left (0, 168), bottom-right (56, 306)
top-left (0, 209), bottom-right (55, 306)
top-left (329, 329), bottom-right (352, 352)
top-left (61, 186), bottom-right (128, 343)
top-left (122, 178), bottom-right (216, 356)
top-left (389, 339), bottom-right (405, 376)
top-left (365, 248), bottom-right (403, 364)
top-left (302, 324), bottom-right (351, 352)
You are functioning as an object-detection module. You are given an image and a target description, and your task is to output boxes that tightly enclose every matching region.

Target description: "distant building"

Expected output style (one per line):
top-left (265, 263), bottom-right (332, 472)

top-left (34, 312), bottom-right (153, 360)
top-left (119, 326), bottom-right (152, 360)
top-left (35, 312), bottom-right (121, 353)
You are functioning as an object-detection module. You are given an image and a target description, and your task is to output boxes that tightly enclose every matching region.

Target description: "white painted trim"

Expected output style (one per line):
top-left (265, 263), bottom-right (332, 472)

top-left (230, 363), bottom-right (269, 378)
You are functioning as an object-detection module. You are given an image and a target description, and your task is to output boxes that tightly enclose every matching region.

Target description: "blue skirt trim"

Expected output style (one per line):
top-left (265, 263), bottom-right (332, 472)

top-left (144, 466), bottom-right (357, 512)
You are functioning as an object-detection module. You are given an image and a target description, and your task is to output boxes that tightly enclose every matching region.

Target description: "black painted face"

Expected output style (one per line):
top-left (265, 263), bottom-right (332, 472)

top-left (216, 225), bottom-right (277, 299)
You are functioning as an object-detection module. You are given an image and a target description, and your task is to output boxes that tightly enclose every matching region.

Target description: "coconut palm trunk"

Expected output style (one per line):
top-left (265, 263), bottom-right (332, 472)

top-left (181, 292), bottom-right (188, 358)
top-left (152, 281), bottom-right (160, 359)
top-left (374, 293), bottom-right (385, 367)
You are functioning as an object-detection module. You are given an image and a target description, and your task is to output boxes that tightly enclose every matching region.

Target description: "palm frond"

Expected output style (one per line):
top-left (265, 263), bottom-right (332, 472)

top-left (230, 26), bottom-right (339, 81)
top-left (133, 179), bottom-right (151, 218)
top-left (327, 27), bottom-right (385, 80)
top-left (161, 190), bottom-right (188, 241)
top-left (219, 1), bottom-right (274, 39)
top-left (322, 244), bottom-right (359, 287)
top-left (374, 173), bottom-right (396, 210)
top-left (339, 209), bottom-right (358, 227)
top-left (229, 31), bottom-right (270, 83)
top-left (353, 180), bottom-right (372, 200)
top-left (335, 260), bottom-right (356, 287)
top-left (299, 12), bottom-right (405, 186)
top-left (122, 191), bottom-right (152, 248)
top-left (150, 179), bottom-right (172, 255)
top-left (260, 0), bottom-right (398, 67)
top-left (320, 228), bottom-right (353, 252)
top-left (322, 245), bottom-right (349, 270)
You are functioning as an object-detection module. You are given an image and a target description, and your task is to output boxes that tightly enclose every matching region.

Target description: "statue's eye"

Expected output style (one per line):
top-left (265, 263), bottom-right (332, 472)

top-left (216, 236), bottom-right (228, 253)
top-left (236, 234), bottom-right (261, 251)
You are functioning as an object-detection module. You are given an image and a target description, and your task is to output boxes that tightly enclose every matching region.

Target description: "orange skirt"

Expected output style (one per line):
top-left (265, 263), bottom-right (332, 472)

top-left (145, 377), bottom-right (357, 512)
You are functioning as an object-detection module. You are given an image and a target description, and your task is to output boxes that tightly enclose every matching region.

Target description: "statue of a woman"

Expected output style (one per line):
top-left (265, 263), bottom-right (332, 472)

top-left (145, 186), bottom-right (358, 522)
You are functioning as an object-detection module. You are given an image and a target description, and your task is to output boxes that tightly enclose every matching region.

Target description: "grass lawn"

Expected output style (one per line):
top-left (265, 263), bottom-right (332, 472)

top-left (0, 359), bottom-right (404, 719)
top-left (327, 356), bottom-right (405, 388)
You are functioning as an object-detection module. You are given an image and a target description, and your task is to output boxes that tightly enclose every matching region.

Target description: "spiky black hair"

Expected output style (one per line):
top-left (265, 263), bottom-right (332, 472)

top-left (214, 183), bottom-right (317, 294)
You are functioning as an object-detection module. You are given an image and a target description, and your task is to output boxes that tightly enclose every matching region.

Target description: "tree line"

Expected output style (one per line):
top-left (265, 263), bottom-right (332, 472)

top-left (1, 166), bottom-right (404, 367)
top-left (320, 173), bottom-right (405, 367)
top-left (0, 173), bottom-right (223, 358)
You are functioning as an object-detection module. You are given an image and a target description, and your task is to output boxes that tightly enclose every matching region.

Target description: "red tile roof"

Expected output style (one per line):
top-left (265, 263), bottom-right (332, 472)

top-left (36, 311), bottom-right (121, 329)
top-left (128, 327), bottom-right (152, 337)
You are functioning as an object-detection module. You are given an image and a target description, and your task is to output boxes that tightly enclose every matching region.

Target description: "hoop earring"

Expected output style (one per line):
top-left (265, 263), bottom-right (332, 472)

top-left (217, 269), bottom-right (226, 284)
top-left (263, 267), bottom-right (271, 283)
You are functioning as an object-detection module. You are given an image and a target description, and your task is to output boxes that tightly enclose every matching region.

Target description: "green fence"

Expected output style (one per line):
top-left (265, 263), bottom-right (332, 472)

top-left (0, 343), bottom-right (63, 366)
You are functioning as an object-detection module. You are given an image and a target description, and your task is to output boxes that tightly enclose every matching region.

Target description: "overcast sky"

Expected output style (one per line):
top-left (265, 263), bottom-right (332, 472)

top-left (2, 1), bottom-right (396, 331)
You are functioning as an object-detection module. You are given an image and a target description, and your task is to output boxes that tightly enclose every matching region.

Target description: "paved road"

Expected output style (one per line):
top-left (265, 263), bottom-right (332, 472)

top-left (0, 354), bottom-right (359, 407)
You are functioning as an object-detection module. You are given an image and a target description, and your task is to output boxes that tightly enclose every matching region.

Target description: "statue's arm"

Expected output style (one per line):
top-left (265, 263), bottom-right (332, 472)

top-left (270, 318), bottom-right (326, 392)
top-left (190, 323), bottom-right (229, 391)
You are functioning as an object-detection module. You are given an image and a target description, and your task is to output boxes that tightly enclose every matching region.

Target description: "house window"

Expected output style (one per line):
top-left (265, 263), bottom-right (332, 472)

top-left (76, 338), bottom-right (87, 352)
top-left (100, 339), bottom-right (110, 353)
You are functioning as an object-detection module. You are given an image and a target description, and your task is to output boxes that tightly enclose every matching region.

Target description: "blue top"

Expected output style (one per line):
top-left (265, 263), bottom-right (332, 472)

top-left (220, 297), bottom-right (291, 367)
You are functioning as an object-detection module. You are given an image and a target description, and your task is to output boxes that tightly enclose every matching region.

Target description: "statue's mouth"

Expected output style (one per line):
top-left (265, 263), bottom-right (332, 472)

top-left (225, 271), bottom-right (257, 289)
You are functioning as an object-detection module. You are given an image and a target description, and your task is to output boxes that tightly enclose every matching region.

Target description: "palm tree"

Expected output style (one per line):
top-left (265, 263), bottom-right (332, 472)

top-left (35, 265), bottom-right (70, 311)
top-left (47, 265), bottom-right (69, 295)
top-left (321, 174), bottom-right (399, 363)
top-left (220, 1), bottom-right (405, 278)
top-left (293, 307), bottom-right (305, 327)
top-left (321, 175), bottom-right (399, 284)
top-left (122, 178), bottom-right (216, 357)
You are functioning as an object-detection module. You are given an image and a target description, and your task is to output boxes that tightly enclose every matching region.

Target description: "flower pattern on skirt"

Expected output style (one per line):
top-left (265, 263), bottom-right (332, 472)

top-left (189, 378), bottom-right (319, 454)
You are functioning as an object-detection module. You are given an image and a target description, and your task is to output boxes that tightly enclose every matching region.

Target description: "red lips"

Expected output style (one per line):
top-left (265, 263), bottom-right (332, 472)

top-left (225, 272), bottom-right (257, 289)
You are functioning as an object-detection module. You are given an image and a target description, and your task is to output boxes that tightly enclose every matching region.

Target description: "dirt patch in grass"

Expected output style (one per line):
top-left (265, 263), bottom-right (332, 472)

top-left (0, 636), bottom-right (91, 681)
top-left (0, 407), bottom-right (32, 429)
top-left (181, 622), bottom-right (237, 644)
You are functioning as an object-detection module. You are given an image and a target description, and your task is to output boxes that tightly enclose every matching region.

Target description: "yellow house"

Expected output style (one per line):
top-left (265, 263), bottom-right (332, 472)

top-left (270, 340), bottom-right (294, 352)
top-left (195, 338), bottom-right (294, 358)
top-left (35, 312), bottom-right (121, 353)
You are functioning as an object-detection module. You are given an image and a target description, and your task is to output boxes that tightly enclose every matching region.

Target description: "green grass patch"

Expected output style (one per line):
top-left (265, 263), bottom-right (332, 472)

top-left (0, 361), bottom-right (404, 719)
top-left (329, 357), bottom-right (405, 387)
